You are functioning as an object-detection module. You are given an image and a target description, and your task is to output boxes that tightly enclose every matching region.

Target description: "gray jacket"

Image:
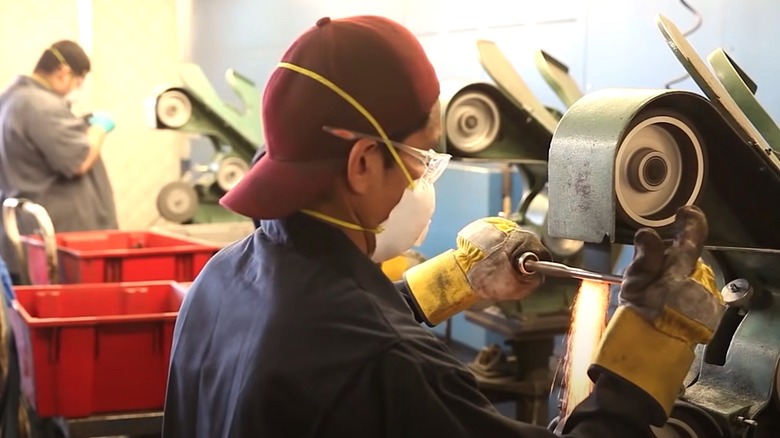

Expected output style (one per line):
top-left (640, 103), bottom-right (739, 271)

top-left (0, 75), bottom-right (117, 275)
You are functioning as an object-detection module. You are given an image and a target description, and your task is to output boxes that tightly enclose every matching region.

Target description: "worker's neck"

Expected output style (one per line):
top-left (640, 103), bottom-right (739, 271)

top-left (340, 227), bottom-right (371, 256)
top-left (302, 201), bottom-right (373, 256)
top-left (30, 72), bottom-right (54, 90)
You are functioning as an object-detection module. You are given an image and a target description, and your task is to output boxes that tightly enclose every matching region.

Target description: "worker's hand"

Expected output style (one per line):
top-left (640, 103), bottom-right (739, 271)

top-left (403, 217), bottom-right (551, 326)
top-left (88, 111), bottom-right (116, 133)
top-left (590, 205), bottom-right (726, 424)
top-left (619, 205), bottom-right (724, 337)
top-left (454, 217), bottom-right (551, 300)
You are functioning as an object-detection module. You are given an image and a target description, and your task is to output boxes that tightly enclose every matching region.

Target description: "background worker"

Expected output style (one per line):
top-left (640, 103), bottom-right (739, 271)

top-left (163, 16), bottom-right (725, 437)
top-left (0, 40), bottom-right (118, 285)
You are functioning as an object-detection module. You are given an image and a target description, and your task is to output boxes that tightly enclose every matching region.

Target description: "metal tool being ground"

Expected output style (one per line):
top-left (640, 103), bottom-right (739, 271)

top-left (517, 252), bottom-right (624, 285)
top-left (519, 244), bottom-right (780, 287)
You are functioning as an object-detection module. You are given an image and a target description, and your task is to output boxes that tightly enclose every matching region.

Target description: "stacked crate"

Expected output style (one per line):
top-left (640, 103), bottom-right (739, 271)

top-left (10, 230), bottom-right (221, 418)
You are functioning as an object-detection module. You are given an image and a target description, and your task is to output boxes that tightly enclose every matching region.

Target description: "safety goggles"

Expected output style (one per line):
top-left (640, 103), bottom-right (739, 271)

top-left (323, 126), bottom-right (451, 185)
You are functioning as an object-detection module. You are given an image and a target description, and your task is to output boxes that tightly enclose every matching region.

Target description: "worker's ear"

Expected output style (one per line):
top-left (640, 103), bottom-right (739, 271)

top-left (54, 64), bottom-right (71, 78)
top-left (345, 138), bottom-right (382, 195)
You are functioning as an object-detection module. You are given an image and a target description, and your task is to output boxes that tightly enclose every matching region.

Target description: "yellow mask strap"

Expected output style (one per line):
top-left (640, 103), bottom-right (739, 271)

top-left (32, 46), bottom-right (72, 90)
top-left (277, 62), bottom-right (415, 187)
top-left (300, 208), bottom-right (383, 234)
top-left (49, 46), bottom-right (70, 69)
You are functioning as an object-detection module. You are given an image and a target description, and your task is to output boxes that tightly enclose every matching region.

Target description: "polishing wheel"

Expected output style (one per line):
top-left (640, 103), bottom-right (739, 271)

top-left (445, 91), bottom-right (501, 154)
top-left (215, 156), bottom-right (250, 192)
top-left (615, 110), bottom-right (706, 228)
top-left (156, 181), bottom-right (199, 224)
top-left (156, 89), bottom-right (193, 128)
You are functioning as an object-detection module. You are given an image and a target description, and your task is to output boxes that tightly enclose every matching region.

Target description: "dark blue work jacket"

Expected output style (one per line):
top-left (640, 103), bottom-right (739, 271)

top-left (162, 214), bottom-right (658, 437)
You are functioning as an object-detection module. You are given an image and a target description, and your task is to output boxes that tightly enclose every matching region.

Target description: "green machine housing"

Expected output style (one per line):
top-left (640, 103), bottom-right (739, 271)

top-left (148, 63), bottom-right (264, 224)
top-left (547, 15), bottom-right (780, 437)
top-left (440, 38), bottom-right (611, 425)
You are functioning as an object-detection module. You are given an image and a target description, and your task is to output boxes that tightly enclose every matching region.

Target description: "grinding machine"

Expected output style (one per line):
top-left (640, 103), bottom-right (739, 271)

top-left (148, 63), bottom-right (264, 224)
top-left (437, 38), bottom-right (613, 424)
top-left (547, 14), bottom-right (780, 438)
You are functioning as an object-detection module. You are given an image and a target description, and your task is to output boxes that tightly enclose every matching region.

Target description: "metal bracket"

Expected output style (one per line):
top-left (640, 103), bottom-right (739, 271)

top-left (681, 289), bottom-right (780, 435)
top-left (534, 49), bottom-right (584, 109)
top-left (2, 199), bottom-right (58, 285)
top-left (708, 48), bottom-right (780, 154)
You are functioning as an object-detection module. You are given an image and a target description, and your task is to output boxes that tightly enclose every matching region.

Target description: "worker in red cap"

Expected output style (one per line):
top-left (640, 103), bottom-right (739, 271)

top-left (162, 16), bottom-right (725, 438)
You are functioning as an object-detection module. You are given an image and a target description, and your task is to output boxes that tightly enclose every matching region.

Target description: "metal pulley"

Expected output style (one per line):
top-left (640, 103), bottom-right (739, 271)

top-left (614, 110), bottom-right (706, 228)
top-left (445, 91), bottom-right (501, 154)
top-left (155, 89), bottom-right (193, 128)
top-left (215, 156), bottom-right (250, 192)
top-left (156, 181), bottom-right (199, 224)
top-left (437, 38), bottom-right (558, 164)
top-left (547, 88), bottom-right (717, 244)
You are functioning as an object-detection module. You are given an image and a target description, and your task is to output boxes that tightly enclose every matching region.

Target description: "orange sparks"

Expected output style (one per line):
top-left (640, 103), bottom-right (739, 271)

top-left (560, 279), bottom-right (611, 419)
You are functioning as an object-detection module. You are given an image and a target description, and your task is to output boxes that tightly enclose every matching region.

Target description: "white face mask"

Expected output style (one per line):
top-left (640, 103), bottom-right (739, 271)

top-left (370, 179), bottom-right (436, 263)
top-left (65, 88), bottom-right (85, 115)
top-left (65, 76), bottom-right (91, 115)
top-left (65, 88), bottom-right (82, 104)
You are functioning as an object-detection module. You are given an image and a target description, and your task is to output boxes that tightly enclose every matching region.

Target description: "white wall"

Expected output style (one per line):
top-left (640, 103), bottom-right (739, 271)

top-left (185, 0), bottom-right (780, 121)
top-left (0, 1), bottom-right (82, 93)
top-left (4, 0), bottom-right (778, 229)
top-left (89, 0), bottom-right (185, 230)
top-left (0, 0), bottom-right (185, 230)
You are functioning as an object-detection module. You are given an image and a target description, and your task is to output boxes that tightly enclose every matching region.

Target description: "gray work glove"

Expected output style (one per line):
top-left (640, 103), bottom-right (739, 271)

top-left (620, 205), bottom-right (726, 337)
top-left (404, 217), bottom-right (551, 326)
top-left (591, 205), bottom-right (727, 420)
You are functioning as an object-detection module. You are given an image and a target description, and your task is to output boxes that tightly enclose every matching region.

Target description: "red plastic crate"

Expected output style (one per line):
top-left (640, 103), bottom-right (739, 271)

top-left (22, 230), bottom-right (220, 284)
top-left (9, 281), bottom-right (186, 418)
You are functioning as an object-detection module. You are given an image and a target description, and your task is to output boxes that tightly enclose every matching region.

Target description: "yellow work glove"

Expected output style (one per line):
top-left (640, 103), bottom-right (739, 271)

top-left (403, 217), bottom-right (551, 326)
top-left (590, 205), bottom-right (726, 423)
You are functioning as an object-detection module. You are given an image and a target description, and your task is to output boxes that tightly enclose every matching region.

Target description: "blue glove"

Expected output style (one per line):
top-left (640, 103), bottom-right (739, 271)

top-left (88, 111), bottom-right (116, 133)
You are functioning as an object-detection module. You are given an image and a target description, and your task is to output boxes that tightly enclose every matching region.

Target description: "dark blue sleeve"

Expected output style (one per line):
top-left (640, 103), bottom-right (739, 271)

top-left (321, 345), bottom-right (659, 437)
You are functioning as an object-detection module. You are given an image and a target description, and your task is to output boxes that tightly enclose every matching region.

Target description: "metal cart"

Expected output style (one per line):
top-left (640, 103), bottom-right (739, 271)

top-left (2, 198), bottom-right (165, 437)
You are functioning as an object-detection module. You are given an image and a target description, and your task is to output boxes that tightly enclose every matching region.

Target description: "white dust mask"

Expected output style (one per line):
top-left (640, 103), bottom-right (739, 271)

top-left (370, 179), bottom-right (436, 263)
